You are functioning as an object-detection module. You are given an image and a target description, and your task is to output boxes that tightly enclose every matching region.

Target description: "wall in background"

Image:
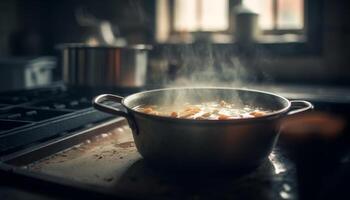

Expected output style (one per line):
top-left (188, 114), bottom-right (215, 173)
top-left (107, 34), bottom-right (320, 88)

top-left (0, 1), bottom-right (18, 56)
top-left (0, 0), bottom-right (349, 85)
top-left (259, 0), bottom-right (350, 85)
top-left (0, 0), bottom-right (155, 56)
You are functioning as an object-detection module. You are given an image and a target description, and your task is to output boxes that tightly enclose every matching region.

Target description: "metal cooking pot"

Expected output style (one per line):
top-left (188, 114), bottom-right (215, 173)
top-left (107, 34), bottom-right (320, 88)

top-left (58, 44), bottom-right (152, 88)
top-left (93, 87), bottom-right (313, 170)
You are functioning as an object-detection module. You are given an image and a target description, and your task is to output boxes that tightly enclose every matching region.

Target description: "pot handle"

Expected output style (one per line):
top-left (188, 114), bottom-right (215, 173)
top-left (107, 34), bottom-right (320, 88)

top-left (93, 94), bottom-right (127, 117)
top-left (287, 100), bottom-right (314, 116)
top-left (93, 94), bottom-right (139, 135)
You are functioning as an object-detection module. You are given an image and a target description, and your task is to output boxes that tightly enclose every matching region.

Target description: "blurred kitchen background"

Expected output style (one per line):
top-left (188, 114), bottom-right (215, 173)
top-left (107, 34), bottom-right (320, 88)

top-left (0, 0), bottom-right (349, 91)
top-left (0, 1), bottom-right (350, 199)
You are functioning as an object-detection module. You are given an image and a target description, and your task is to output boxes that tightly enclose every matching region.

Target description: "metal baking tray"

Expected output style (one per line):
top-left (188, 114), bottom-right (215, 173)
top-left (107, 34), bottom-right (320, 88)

top-left (0, 118), bottom-right (298, 200)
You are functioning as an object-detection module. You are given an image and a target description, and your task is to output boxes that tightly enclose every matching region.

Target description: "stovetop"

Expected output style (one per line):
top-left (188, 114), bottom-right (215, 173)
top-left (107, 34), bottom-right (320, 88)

top-left (0, 84), bottom-right (142, 154)
top-left (0, 84), bottom-right (349, 200)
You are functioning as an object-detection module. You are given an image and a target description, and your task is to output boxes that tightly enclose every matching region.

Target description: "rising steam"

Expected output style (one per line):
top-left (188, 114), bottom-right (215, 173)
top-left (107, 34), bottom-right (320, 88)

top-left (147, 41), bottom-right (273, 107)
top-left (160, 41), bottom-right (267, 88)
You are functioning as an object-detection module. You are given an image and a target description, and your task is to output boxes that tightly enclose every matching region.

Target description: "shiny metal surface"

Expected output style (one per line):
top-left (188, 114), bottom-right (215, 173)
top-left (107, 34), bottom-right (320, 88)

top-left (59, 44), bottom-right (152, 87)
top-left (93, 87), bottom-right (313, 169)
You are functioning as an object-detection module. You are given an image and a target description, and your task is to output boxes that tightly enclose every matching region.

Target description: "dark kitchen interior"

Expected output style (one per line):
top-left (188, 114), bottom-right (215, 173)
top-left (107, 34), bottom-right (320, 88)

top-left (0, 0), bottom-right (349, 199)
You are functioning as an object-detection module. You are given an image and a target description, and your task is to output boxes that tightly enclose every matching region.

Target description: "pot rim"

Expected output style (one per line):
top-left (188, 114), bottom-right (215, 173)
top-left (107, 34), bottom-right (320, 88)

top-left (122, 87), bottom-right (291, 124)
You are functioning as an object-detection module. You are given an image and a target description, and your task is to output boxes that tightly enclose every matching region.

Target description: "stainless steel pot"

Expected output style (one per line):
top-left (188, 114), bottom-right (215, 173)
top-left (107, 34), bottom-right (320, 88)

top-left (93, 87), bottom-right (313, 170)
top-left (58, 44), bottom-right (152, 87)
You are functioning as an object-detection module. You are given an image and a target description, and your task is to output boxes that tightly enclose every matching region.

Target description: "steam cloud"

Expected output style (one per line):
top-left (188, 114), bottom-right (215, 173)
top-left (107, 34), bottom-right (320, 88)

top-left (159, 42), bottom-right (270, 88)
top-left (147, 41), bottom-right (274, 107)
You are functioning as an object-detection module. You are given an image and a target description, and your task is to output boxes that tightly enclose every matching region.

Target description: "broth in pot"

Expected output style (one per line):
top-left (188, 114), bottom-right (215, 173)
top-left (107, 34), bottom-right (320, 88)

top-left (134, 100), bottom-right (269, 120)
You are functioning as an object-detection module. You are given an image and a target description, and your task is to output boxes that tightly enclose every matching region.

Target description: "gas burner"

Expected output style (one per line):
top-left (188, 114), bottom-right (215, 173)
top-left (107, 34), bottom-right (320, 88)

top-left (0, 84), bottom-right (141, 154)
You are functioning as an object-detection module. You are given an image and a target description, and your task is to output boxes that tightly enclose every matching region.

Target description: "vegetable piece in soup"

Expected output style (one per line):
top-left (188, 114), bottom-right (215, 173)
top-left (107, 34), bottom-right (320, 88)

top-left (134, 100), bottom-right (269, 120)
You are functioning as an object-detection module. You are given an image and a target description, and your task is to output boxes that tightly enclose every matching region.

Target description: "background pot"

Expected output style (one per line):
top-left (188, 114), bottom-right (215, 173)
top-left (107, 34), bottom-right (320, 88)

top-left (58, 44), bottom-right (152, 88)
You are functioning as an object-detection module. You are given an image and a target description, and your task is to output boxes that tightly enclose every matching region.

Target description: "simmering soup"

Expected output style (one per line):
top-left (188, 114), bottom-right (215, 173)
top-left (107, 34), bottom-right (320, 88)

top-left (134, 100), bottom-right (270, 120)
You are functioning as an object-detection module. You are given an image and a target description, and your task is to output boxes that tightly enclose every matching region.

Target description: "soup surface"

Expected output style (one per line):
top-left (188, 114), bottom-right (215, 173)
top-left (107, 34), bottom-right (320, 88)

top-left (133, 100), bottom-right (270, 120)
